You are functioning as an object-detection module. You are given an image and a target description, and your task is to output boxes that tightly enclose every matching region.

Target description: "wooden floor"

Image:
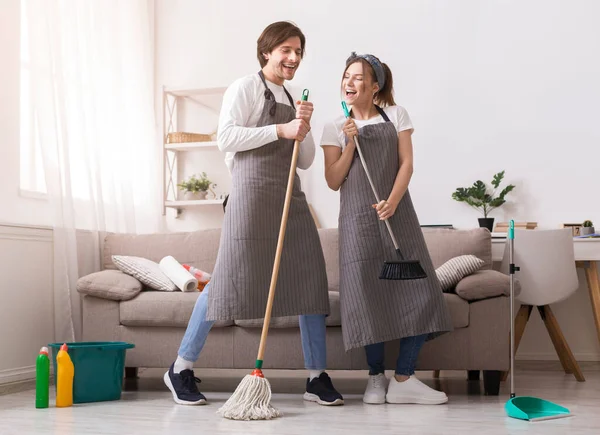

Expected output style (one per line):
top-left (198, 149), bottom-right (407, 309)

top-left (0, 362), bottom-right (598, 434)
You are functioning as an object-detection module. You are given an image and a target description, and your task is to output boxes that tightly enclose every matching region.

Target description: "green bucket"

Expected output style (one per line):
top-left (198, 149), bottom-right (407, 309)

top-left (48, 341), bottom-right (135, 404)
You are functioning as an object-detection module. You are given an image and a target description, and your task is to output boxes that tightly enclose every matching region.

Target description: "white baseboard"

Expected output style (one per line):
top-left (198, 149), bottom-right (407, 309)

top-left (0, 365), bottom-right (36, 385)
top-left (517, 352), bottom-right (600, 362)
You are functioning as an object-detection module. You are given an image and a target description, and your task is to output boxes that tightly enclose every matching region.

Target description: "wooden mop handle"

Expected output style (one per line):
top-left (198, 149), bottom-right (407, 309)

top-left (256, 89), bottom-right (309, 364)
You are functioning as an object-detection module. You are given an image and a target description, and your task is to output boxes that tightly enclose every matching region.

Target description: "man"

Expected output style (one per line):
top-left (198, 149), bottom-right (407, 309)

top-left (164, 21), bottom-right (343, 407)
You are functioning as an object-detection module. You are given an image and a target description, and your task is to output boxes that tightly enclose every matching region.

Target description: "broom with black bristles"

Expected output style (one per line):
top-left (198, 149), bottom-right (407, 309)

top-left (217, 89), bottom-right (311, 421)
top-left (341, 101), bottom-right (426, 281)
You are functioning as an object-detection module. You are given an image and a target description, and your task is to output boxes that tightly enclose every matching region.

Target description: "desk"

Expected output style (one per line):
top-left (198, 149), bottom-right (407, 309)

top-left (492, 237), bottom-right (600, 346)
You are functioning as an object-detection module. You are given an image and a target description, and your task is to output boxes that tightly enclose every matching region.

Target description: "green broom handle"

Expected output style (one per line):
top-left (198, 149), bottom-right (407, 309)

top-left (341, 101), bottom-right (401, 252)
top-left (509, 219), bottom-right (515, 398)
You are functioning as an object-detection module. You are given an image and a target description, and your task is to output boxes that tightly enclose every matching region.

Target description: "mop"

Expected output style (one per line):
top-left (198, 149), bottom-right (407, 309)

top-left (505, 219), bottom-right (571, 421)
top-left (217, 89), bottom-right (310, 421)
top-left (341, 101), bottom-right (426, 280)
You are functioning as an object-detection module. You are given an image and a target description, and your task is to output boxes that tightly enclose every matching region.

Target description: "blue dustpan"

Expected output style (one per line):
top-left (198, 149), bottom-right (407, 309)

top-left (505, 220), bottom-right (571, 421)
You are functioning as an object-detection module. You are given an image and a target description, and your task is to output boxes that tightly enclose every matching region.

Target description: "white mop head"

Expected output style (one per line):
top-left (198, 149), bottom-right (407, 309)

top-left (217, 374), bottom-right (282, 421)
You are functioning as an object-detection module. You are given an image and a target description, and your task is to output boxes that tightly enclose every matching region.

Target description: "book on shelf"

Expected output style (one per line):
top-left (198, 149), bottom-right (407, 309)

top-left (574, 233), bottom-right (600, 238)
top-left (493, 222), bottom-right (538, 232)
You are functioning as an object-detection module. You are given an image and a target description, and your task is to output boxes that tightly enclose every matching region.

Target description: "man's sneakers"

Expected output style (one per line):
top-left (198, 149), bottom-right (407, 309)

top-left (385, 375), bottom-right (448, 405)
top-left (363, 373), bottom-right (387, 404)
top-left (163, 362), bottom-right (207, 405)
top-left (304, 372), bottom-right (344, 406)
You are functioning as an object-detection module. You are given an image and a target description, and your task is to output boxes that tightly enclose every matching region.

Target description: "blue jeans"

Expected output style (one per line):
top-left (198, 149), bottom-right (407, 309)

top-left (178, 283), bottom-right (327, 370)
top-left (364, 334), bottom-right (428, 376)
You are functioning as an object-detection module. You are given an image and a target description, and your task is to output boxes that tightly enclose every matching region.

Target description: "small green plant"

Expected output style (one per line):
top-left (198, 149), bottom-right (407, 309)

top-left (583, 220), bottom-right (594, 227)
top-left (451, 171), bottom-right (515, 218)
top-left (177, 172), bottom-right (214, 193)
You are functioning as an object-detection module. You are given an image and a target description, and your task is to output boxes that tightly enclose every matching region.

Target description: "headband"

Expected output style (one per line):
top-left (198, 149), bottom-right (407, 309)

top-left (347, 52), bottom-right (385, 89)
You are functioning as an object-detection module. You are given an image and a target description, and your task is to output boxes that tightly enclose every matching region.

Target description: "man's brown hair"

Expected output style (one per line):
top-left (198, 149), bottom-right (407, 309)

top-left (257, 21), bottom-right (306, 67)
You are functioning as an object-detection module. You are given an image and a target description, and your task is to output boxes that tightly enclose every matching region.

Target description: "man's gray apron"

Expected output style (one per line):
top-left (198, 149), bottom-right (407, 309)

top-left (338, 106), bottom-right (453, 350)
top-left (206, 72), bottom-right (329, 321)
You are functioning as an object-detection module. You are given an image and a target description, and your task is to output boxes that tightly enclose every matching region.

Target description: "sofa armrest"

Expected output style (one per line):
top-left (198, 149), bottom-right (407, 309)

top-left (76, 270), bottom-right (142, 301)
top-left (455, 269), bottom-right (521, 302)
top-left (82, 295), bottom-right (122, 342)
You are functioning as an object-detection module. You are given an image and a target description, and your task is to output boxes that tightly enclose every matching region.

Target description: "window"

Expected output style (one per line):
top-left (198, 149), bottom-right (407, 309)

top-left (19, 0), bottom-right (46, 195)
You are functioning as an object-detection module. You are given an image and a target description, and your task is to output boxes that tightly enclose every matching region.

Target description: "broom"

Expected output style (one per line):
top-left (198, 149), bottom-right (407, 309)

top-left (218, 89), bottom-right (311, 421)
top-left (341, 101), bottom-right (426, 280)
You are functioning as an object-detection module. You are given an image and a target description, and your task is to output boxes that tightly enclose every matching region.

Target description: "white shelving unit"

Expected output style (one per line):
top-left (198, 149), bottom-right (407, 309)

top-left (164, 141), bottom-right (219, 151)
top-left (162, 86), bottom-right (228, 216)
top-left (165, 199), bottom-right (225, 208)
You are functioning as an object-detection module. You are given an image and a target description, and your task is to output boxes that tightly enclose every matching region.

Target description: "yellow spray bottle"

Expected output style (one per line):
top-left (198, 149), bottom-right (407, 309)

top-left (56, 343), bottom-right (74, 407)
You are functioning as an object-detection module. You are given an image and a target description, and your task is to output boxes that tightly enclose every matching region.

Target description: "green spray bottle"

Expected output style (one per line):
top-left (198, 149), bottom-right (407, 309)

top-left (35, 346), bottom-right (50, 408)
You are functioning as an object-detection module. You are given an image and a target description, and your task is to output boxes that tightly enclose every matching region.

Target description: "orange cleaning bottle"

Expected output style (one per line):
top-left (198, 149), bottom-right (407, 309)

top-left (56, 343), bottom-right (74, 407)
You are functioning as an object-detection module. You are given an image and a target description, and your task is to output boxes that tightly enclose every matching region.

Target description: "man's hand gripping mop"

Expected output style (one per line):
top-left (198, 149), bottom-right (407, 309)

top-left (217, 89), bottom-right (311, 421)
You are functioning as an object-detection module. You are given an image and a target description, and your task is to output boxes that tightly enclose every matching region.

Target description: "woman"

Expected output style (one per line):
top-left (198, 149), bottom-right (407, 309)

top-left (320, 52), bottom-right (453, 405)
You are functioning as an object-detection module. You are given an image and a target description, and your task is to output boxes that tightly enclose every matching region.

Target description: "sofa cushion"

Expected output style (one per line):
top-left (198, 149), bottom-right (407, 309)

top-left (234, 291), bottom-right (341, 328)
top-left (103, 229), bottom-right (222, 275)
top-left (119, 291), bottom-right (233, 328)
top-left (436, 255), bottom-right (485, 291)
top-left (423, 228), bottom-right (492, 269)
top-left (76, 270), bottom-right (142, 301)
top-left (455, 269), bottom-right (521, 301)
top-left (234, 291), bottom-right (469, 329)
top-left (112, 255), bottom-right (177, 291)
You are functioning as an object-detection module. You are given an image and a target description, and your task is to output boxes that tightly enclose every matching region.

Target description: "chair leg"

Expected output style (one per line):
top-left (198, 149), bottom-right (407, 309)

top-left (433, 370), bottom-right (440, 378)
top-left (501, 305), bottom-right (532, 381)
top-left (535, 306), bottom-right (572, 375)
top-left (538, 305), bottom-right (585, 382)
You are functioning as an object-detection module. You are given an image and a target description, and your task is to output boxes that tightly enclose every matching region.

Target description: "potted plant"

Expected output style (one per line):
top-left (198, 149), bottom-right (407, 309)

top-left (581, 220), bottom-right (595, 236)
top-left (177, 172), bottom-right (214, 200)
top-left (451, 170), bottom-right (515, 232)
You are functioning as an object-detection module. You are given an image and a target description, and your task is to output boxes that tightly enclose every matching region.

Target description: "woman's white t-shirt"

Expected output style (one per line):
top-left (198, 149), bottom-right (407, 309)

top-left (320, 105), bottom-right (414, 150)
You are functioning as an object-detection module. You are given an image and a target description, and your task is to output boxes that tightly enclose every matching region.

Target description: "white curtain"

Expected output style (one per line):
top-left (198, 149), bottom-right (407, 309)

top-left (23, 0), bottom-right (162, 342)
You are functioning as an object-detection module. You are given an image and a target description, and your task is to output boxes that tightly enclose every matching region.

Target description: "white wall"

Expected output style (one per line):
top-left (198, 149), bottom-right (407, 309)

top-left (155, 0), bottom-right (599, 232)
top-left (155, 0), bottom-right (600, 362)
top-left (0, 224), bottom-right (54, 384)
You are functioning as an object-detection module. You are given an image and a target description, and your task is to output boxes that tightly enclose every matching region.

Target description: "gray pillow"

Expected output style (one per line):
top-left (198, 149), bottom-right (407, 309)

top-left (112, 255), bottom-right (177, 291)
top-left (76, 270), bottom-right (142, 301)
top-left (435, 254), bottom-right (485, 291)
top-left (455, 269), bottom-right (521, 301)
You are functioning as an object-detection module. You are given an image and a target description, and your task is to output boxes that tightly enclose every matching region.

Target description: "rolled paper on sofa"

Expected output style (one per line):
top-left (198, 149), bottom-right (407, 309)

top-left (183, 264), bottom-right (211, 290)
top-left (159, 256), bottom-right (198, 292)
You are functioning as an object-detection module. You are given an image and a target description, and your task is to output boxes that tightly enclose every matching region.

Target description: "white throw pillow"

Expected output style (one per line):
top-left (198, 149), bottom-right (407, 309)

top-left (435, 254), bottom-right (485, 291)
top-left (112, 255), bottom-right (177, 291)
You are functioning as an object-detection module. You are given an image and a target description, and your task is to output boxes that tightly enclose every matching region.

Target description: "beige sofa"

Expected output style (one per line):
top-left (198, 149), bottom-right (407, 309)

top-left (79, 227), bottom-right (509, 395)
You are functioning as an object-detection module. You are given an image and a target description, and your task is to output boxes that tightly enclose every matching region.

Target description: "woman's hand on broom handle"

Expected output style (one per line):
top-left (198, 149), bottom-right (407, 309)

top-left (373, 199), bottom-right (398, 220)
top-left (342, 117), bottom-right (358, 140)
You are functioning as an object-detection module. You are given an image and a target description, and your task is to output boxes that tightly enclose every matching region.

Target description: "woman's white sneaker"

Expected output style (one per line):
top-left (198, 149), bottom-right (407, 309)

top-left (363, 373), bottom-right (387, 404)
top-left (385, 376), bottom-right (448, 405)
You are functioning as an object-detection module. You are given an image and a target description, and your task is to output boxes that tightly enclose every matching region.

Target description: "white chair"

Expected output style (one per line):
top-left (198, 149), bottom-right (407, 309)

top-left (501, 228), bottom-right (584, 381)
